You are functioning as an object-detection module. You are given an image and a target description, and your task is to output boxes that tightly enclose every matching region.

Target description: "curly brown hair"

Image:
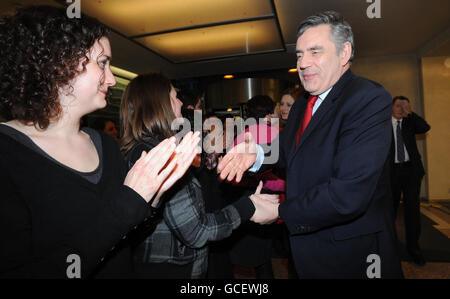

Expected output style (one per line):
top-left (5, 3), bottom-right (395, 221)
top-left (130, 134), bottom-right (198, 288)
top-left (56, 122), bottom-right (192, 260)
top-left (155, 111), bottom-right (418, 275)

top-left (0, 5), bottom-right (109, 129)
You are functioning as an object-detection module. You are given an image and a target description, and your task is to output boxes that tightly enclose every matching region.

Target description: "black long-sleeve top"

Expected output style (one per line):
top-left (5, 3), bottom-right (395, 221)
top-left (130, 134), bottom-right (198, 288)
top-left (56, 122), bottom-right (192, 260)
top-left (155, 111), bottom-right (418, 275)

top-left (0, 125), bottom-right (154, 278)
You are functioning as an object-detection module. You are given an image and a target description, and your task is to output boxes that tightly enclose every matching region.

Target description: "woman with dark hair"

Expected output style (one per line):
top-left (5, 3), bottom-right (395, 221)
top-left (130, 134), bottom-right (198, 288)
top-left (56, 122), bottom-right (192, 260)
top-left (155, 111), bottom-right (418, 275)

top-left (120, 73), bottom-right (276, 279)
top-left (0, 6), bottom-right (199, 278)
top-left (279, 87), bottom-right (302, 128)
top-left (92, 118), bottom-right (119, 142)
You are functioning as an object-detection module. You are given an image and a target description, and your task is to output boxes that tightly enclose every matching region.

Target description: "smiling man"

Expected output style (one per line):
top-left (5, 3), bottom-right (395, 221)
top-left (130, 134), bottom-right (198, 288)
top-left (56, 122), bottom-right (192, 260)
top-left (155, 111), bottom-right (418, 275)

top-left (217, 11), bottom-right (403, 278)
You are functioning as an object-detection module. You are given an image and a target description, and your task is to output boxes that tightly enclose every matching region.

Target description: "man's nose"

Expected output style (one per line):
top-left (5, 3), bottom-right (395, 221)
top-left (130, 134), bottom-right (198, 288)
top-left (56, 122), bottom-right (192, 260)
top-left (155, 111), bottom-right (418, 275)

top-left (298, 55), bottom-right (311, 70)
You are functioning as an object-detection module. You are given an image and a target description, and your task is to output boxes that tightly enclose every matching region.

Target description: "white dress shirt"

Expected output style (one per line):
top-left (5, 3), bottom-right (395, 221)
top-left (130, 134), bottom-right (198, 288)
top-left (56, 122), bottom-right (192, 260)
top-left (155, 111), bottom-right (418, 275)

top-left (392, 117), bottom-right (410, 163)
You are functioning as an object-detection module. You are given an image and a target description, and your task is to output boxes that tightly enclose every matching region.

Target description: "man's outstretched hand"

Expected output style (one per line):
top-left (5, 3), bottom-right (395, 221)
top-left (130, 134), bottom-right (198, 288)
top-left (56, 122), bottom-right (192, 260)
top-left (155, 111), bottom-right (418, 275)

top-left (217, 132), bottom-right (257, 183)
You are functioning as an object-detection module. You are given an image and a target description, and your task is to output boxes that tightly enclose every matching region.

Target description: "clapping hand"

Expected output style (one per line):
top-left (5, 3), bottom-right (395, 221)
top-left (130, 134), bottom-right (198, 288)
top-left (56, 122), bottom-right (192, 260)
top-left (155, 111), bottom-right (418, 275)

top-left (124, 131), bottom-right (201, 206)
top-left (249, 181), bottom-right (280, 225)
top-left (152, 131), bottom-right (201, 205)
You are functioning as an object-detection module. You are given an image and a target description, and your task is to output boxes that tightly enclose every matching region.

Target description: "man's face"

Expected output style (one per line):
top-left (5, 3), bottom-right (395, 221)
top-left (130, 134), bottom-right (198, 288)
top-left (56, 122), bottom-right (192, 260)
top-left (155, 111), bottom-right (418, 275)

top-left (392, 99), bottom-right (408, 119)
top-left (296, 24), bottom-right (350, 95)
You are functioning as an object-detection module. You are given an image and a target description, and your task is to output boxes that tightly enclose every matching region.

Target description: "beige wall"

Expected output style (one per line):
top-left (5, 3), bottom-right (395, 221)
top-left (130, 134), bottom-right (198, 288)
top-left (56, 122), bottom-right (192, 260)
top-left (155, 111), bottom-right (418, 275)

top-left (351, 54), bottom-right (430, 199)
top-left (352, 54), bottom-right (423, 113)
top-left (421, 56), bottom-right (450, 200)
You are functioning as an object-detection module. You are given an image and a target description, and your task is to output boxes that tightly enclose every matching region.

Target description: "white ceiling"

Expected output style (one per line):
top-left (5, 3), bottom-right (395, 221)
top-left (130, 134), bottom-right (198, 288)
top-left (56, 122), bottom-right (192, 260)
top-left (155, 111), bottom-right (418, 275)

top-left (2, 0), bottom-right (450, 79)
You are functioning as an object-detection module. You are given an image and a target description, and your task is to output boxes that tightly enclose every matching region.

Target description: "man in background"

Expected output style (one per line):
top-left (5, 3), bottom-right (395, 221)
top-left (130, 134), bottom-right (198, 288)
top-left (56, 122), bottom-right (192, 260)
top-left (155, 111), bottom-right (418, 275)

top-left (391, 95), bottom-right (430, 266)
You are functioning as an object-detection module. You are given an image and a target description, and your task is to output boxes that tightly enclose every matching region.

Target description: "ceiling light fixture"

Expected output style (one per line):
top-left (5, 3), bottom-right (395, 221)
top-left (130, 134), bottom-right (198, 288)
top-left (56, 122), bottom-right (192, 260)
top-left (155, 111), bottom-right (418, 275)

top-left (81, 0), bottom-right (284, 63)
top-left (110, 66), bottom-right (138, 80)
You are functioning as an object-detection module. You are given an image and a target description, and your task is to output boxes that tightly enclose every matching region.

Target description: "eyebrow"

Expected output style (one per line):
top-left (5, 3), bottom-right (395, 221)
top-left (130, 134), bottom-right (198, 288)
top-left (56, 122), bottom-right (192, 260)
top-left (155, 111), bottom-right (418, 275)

top-left (296, 46), bottom-right (324, 53)
top-left (98, 55), bottom-right (112, 62)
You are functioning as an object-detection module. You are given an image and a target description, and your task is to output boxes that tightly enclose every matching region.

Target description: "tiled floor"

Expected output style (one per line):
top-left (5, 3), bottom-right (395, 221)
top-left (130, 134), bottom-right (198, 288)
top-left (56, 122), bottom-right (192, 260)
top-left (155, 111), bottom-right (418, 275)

top-left (233, 201), bottom-right (450, 279)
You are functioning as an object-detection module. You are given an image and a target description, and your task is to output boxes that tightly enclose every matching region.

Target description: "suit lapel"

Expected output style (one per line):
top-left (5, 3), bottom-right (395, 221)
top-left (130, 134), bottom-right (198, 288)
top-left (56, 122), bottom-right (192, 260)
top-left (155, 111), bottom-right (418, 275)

top-left (287, 70), bottom-right (355, 166)
top-left (286, 97), bottom-right (307, 160)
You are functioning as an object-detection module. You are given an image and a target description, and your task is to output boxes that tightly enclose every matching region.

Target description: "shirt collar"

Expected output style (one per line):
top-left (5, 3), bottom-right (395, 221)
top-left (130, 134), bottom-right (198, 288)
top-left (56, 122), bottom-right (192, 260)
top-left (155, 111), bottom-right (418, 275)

top-left (392, 116), bottom-right (402, 123)
top-left (318, 87), bottom-right (332, 101)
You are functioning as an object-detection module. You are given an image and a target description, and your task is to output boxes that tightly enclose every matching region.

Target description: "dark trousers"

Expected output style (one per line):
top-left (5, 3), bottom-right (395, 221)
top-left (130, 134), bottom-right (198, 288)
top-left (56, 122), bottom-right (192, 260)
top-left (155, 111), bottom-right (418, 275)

top-left (391, 162), bottom-right (422, 253)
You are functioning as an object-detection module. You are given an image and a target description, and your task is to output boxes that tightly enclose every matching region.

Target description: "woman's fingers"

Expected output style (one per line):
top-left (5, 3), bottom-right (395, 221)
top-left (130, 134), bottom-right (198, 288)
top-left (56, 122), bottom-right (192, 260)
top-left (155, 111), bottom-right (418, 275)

top-left (129, 132), bottom-right (201, 203)
top-left (175, 131), bottom-right (193, 153)
top-left (176, 131), bottom-right (200, 155)
top-left (133, 138), bottom-right (171, 172)
top-left (141, 137), bottom-right (176, 174)
top-left (143, 137), bottom-right (175, 162)
top-left (157, 155), bottom-right (178, 191)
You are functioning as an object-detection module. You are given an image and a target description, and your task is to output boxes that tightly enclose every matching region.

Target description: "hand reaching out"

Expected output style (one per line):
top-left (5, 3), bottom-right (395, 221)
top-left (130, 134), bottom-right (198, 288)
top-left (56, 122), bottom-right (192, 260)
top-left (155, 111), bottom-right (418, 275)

top-left (249, 181), bottom-right (280, 225)
top-left (217, 132), bottom-right (257, 183)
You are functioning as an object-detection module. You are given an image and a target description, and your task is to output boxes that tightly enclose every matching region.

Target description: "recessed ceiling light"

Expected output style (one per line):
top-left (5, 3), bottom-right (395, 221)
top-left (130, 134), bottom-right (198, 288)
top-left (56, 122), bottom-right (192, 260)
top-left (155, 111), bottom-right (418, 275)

top-left (110, 66), bottom-right (138, 79)
top-left (224, 75), bottom-right (234, 79)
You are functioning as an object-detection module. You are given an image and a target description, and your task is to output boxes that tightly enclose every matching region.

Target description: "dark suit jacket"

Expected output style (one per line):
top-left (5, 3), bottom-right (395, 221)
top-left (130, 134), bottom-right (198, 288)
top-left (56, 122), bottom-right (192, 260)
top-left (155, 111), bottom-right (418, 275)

top-left (268, 70), bottom-right (402, 278)
top-left (391, 112), bottom-right (430, 178)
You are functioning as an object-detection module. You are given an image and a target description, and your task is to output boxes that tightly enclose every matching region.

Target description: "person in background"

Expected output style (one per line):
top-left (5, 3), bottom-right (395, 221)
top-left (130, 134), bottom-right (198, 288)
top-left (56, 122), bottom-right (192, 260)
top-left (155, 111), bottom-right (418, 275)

top-left (92, 118), bottom-right (119, 142)
top-left (120, 73), bottom-right (277, 279)
top-left (0, 5), bottom-right (198, 278)
top-left (179, 89), bottom-right (203, 111)
top-left (269, 101), bottom-right (281, 130)
top-left (279, 87), bottom-right (302, 128)
top-left (391, 95), bottom-right (430, 266)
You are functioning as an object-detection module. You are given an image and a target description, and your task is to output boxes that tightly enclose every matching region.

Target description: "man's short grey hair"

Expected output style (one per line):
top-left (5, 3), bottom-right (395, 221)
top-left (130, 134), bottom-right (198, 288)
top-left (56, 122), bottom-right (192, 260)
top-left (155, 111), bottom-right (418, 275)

top-left (297, 11), bottom-right (355, 62)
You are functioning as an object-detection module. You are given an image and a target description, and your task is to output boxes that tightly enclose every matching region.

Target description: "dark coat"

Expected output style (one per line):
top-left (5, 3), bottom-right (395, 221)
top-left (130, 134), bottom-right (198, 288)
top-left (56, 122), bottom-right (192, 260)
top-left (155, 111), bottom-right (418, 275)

top-left (272, 70), bottom-right (403, 278)
top-left (390, 112), bottom-right (430, 178)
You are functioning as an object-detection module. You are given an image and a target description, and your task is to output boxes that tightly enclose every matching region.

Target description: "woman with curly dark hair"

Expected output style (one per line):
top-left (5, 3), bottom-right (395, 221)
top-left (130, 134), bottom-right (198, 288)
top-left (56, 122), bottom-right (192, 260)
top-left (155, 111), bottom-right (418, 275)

top-left (0, 5), bottom-right (200, 278)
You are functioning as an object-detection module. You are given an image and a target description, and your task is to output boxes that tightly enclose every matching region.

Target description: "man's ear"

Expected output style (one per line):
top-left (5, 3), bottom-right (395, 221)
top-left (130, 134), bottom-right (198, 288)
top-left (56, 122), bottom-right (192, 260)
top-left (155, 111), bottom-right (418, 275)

top-left (340, 41), bottom-right (352, 66)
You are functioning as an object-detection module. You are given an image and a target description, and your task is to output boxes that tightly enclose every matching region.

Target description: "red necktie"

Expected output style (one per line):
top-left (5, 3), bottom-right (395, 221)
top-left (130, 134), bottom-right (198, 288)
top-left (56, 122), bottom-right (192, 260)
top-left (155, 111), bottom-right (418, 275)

top-left (296, 95), bottom-right (319, 146)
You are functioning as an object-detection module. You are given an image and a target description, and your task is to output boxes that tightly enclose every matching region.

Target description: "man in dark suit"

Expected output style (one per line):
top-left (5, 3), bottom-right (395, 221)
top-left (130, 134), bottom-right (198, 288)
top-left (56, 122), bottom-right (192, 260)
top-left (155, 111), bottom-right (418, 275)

top-left (391, 95), bottom-right (430, 266)
top-left (217, 11), bottom-right (403, 278)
